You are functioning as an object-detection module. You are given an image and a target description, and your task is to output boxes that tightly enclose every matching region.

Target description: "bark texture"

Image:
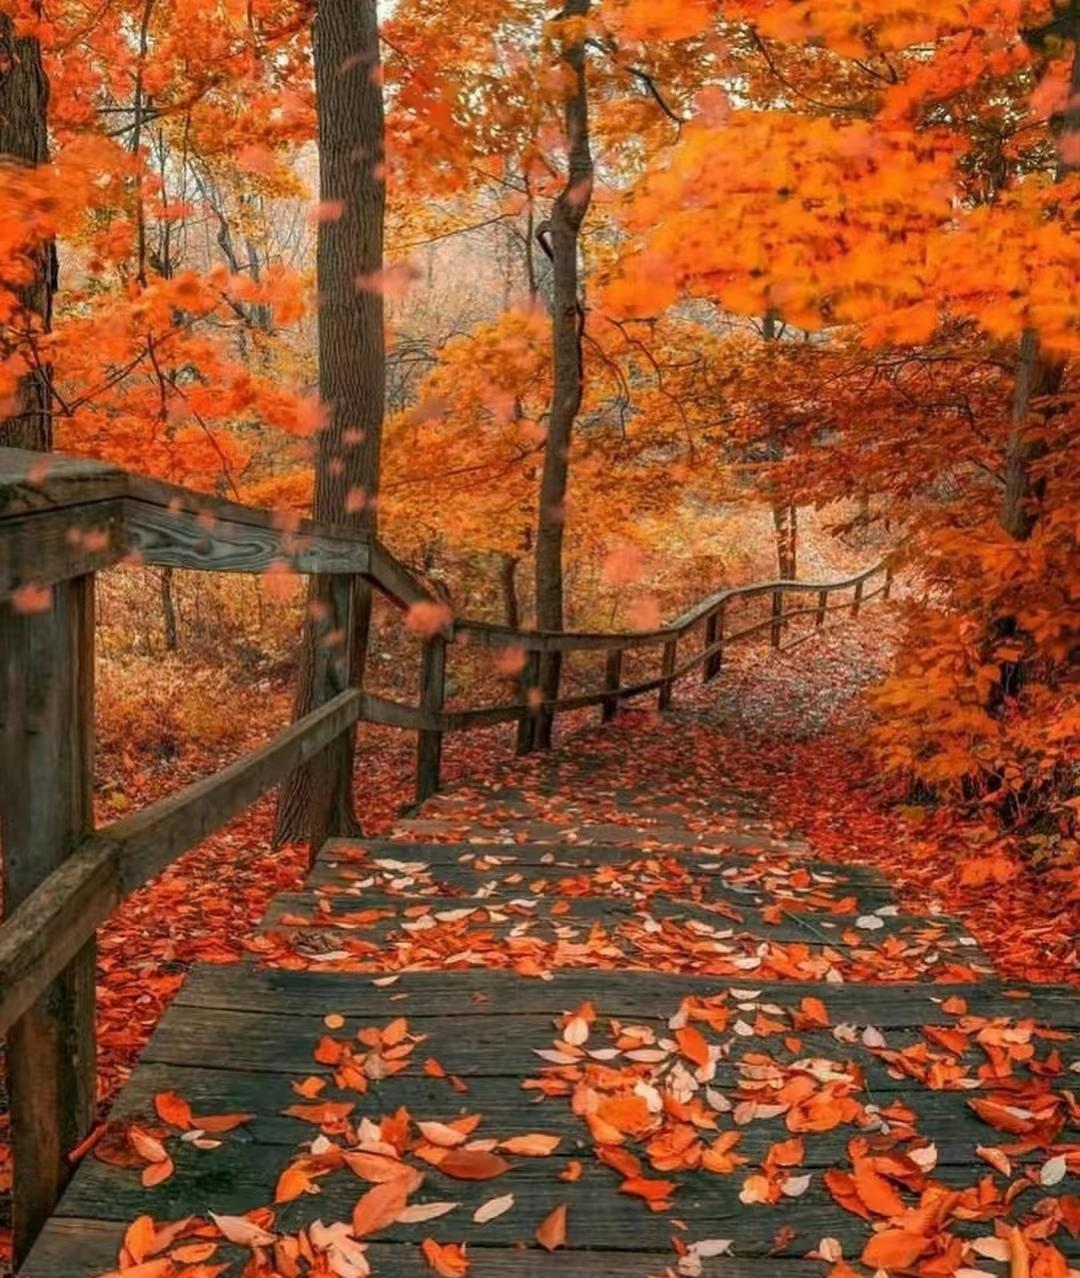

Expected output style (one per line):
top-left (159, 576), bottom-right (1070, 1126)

top-left (499, 552), bottom-right (520, 629)
top-left (274, 0), bottom-right (385, 846)
top-left (0, 13), bottom-right (55, 450)
top-left (762, 310), bottom-right (796, 580)
top-left (533, 0), bottom-right (593, 749)
top-left (992, 32), bottom-right (1077, 701)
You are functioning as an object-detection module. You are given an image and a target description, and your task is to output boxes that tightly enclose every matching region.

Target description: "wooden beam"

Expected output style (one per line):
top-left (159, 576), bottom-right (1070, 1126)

top-left (124, 499), bottom-right (370, 577)
top-left (516, 650), bottom-right (541, 755)
top-left (601, 648), bottom-right (622, 722)
top-left (357, 693), bottom-right (435, 731)
top-left (455, 565), bottom-right (886, 656)
top-left (0, 448), bottom-right (125, 518)
top-left (366, 539), bottom-right (433, 610)
top-left (124, 473), bottom-right (369, 547)
top-left (112, 689), bottom-right (364, 894)
top-left (1, 451), bottom-right (374, 584)
top-left (535, 650), bottom-right (561, 750)
top-left (416, 636), bottom-right (447, 802)
top-left (454, 620), bottom-right (667, 654)
top-left (704, 604), bottom-right (724, 682)
top-left (658, 638), bottom-right (678, 710)
top-left (0, 575), bottom-right (97, 1264)
top-left (0, 501), bottom-right (126, 601)
top-left (0, 691), bottom-right (368, 1050)
top-left (0, 840), bottom-right (119, 1037)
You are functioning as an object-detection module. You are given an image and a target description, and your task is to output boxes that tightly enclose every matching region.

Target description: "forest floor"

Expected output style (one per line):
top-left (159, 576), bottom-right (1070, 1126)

top-left (2, 609), bottom-right (1079, 1270)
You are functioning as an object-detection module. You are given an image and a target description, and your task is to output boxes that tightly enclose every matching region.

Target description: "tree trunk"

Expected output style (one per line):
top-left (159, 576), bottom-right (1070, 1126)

top-left (1001, 329), bottom-right (1063, 541)
top-left (274, 0), bottom-right (385, 847)
top-left (760, 310), bottom-right (796, 581)
top-left (788, 505), bottom-right (798, 578)
top-left (499, 552), bottom-right (520, 629)
top-left (993, 34), bottom-right (1076, 702)
top-left (0, 13), bottom-right (55, 450)
top-left (160, 566), bottom-right (178, 651)
top-left (533, 0), bottom-right (593, 749)
top-left (771, 503), bottom-right (797, 580)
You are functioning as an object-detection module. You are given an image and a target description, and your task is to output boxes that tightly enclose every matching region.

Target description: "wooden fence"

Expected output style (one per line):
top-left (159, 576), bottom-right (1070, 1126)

top-left (0, 447), bottom-right (892, 1260)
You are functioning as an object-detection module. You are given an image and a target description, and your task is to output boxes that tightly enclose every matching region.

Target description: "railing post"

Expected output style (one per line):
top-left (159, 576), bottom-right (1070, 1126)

top-left (305, 573), bottom-right (364, 855)
top-left (416, 634), bottom-right (446, 803)
top-left (516, 649), bottom-right (541, 755)
top-left (602, 647), bottom-right (622, 722)
top-left (771, 589), bottom-right (783, 648)
top-left (883, 565), bottom-right (893, 601)
top-left (659, 638), bottom-right (678, 710)
top-left (535, 650), bottom-right (561, 751)
top-left (853, 578), bottom-right (864, 616)
top-left (816, 589), bottom-right (828, 628)
top-left (704, 604), bottom-right (724, 683)
top-left (0, 575), bottom-right (98, 1264)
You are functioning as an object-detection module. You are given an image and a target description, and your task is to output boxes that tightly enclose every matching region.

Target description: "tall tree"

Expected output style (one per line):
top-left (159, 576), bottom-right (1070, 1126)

top-left (274, 0), bottom-right (386, 845)
top-left (0, 12), bottom-right (54, 450)
top-left (533, 0), bottom-right (594, 749)
top-left (763, 310), bottom-right (797, 580)
top-left (994, 20), bottom-right (1078, 702)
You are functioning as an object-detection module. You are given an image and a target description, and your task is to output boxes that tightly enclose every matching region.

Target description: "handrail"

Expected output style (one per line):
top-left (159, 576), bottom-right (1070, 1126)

top-left (453, 566), bottom-right (886, 654)
top-left (0, 689), bottom-right (363, 1037)
top-left (0, 445), bottom-right (894, 1260)
top-left (1, 448), bottom-right (885, 649)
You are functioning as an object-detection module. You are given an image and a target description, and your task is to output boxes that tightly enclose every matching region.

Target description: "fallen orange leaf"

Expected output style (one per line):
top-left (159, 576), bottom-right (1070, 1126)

top-left (535, 1203), bottom-right (568, 1252)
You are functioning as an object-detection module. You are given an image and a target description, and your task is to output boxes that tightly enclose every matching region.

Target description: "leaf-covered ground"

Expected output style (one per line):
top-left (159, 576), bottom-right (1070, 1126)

top-left (3, 615), bottom-right (1078, 1274)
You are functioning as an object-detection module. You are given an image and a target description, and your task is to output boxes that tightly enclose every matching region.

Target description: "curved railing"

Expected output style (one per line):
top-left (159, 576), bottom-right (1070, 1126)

top-left (0, 446), bottom-right (892, 1256)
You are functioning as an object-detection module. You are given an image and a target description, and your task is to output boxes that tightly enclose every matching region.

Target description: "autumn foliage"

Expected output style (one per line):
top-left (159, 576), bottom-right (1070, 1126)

top-left (0, 0), bottom-right (1077, 1265)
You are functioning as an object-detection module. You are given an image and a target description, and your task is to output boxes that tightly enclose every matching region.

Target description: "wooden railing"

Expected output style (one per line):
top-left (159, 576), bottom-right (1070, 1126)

top-left (0, 447), bottom-right (892, 1261)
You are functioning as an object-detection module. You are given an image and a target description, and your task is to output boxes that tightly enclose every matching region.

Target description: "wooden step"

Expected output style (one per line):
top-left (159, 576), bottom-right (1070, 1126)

top-left (24, 967), bottom-right (1080, 1275)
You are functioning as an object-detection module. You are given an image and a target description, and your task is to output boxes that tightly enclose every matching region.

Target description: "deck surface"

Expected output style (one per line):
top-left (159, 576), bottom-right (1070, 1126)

top-left (22, 731), bottom-right (1080, 1277)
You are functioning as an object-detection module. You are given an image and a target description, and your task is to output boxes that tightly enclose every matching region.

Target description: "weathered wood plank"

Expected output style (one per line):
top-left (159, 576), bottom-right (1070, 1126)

top-left (173, 965), bottom-right (1080, 1025)
top-left (0, 839), bottom-right (119, 1036)
top-left (0, 448), bottom-right (125, 517)
top-left (144, 1004), bottom-right (921, 1080)
top-left (452, 562), bottom-right (886, 657)
top-left (367, 537), bottom-right (436, 610)
top-left (48, 1149), bottom-right (1080, 1257)
top-left (23, 1217), bottom-right (831, 1278)
top-left (124, 497), bottom-right (370, 576)
top-left (0, 500), bottom-right (126, 601)
top-left (308, 859), bottom-right (901, 913)
top-left (260, 890), bottom-right (976, 950)
top-left (659, 638), bottom-right (678, 710)
top-left (358, 692), bottom-right (435, 731)
top-left (318, 839), bottom-right (891, 884)
top-left (416, 635), bottom-right (447, 802)
top-left (124, 472), bottom-right (370, 544)
top-left (671, 564), bottom-right (886, 632)
top-left (0, 574), bottom-right (98, 1263)
top-left (93, 1058), bottom-right (1040, 1168)
top-left (143, 1002), bottom-right (1046, 1089)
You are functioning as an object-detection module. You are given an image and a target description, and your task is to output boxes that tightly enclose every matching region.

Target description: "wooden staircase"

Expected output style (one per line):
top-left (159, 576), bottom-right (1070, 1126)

top-left (22, 724), bottom-right (1080, 1277)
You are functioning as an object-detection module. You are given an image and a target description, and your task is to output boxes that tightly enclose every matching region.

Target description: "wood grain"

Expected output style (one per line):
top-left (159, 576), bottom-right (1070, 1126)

top-left (124, 497), bottom-right (370, 576)
top-left (0, 574), bottom-right (97, 1263)
top-left (416, 635), bottom-right (447, 802)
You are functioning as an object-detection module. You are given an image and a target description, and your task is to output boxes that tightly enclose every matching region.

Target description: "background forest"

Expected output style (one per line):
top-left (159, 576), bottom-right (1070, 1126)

top-left (0, 0), bottom-right (1077, 1263)
top-left (2, 0), bottom-right (1075, 833)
